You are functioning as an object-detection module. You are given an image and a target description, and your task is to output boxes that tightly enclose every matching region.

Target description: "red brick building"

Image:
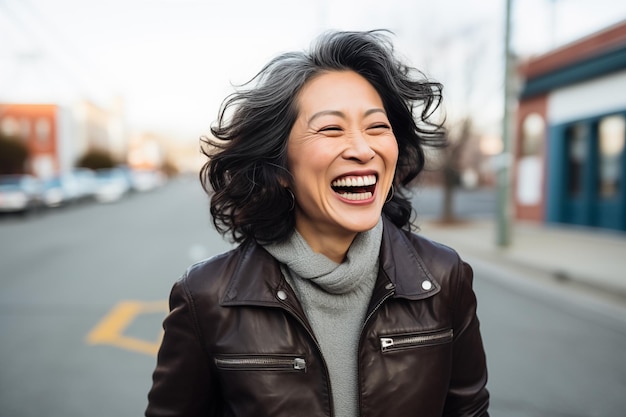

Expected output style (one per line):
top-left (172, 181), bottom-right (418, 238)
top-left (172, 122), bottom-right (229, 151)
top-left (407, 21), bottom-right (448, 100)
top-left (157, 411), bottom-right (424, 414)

top-left (1, 104), bottom-right (59, 177)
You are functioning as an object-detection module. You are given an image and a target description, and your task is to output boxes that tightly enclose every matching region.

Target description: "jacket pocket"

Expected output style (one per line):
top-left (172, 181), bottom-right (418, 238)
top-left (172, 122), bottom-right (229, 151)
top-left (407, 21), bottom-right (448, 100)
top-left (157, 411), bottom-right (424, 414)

top-left (380, 328), bottom-right (453, 353)
top-left (214, 354), bottom-right (307, 372)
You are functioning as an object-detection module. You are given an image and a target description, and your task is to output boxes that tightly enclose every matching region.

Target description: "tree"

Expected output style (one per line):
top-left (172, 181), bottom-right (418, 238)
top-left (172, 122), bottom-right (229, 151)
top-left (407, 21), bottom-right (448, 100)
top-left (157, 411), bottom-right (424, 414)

top-left (76, 149), bottom-right (116, 170)
top-left (0, 133), bottom-right (29, 175)
top-left (423, 24), bottom-right (492, 224)
top-left (440, 117), bottom-right (472, 223)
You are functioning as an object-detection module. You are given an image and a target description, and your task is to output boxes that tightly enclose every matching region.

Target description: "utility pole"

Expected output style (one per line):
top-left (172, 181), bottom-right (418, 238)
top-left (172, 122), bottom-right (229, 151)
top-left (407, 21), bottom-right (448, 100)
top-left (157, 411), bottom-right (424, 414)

top-left (497, 0), bottom-right (513, 247)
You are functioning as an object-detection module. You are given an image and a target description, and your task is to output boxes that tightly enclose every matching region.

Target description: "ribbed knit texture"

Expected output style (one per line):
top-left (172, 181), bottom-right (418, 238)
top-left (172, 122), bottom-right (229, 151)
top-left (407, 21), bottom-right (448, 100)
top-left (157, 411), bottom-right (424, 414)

top-left (263, 218), bottom-right (383, 417)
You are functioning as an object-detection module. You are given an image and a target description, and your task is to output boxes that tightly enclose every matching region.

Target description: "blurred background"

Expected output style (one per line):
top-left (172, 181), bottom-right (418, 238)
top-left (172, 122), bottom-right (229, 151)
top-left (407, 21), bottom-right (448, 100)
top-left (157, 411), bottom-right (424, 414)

top-left (1, 0), bottom-right (626, 416)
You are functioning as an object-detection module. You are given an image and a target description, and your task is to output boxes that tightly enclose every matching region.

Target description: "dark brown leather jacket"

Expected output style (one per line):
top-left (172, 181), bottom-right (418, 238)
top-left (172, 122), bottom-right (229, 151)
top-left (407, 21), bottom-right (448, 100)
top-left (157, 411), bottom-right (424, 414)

top-left (146, 218), bottom-right (490, 416)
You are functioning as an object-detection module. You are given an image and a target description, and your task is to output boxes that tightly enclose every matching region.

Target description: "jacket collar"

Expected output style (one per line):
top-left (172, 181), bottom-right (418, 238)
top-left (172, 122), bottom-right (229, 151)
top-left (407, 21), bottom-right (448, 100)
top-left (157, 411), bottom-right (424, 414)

top-left (220, 240), bottom-right (285, 307)
top-left (220, 217), bottom-right (440, 307)
top-left (378, 216), bottom-right (441, 300)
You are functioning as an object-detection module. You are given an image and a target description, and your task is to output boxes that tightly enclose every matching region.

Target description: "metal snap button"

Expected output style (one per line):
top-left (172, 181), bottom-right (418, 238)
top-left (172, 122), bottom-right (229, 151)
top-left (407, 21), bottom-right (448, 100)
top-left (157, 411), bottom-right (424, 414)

top-left (385, 283), bottom-right (395, 290)
top-left (421, 281), bottom-right (433, 291)
top-left (277, 290), bottom-right (287, 300)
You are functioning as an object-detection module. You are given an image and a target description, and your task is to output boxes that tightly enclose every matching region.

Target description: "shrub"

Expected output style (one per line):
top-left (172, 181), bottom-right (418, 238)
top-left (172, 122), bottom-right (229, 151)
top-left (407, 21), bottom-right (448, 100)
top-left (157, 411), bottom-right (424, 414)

top-left (77, 149), bottom-right (116, 170)
top-left (0, 133), bottom-right (28, 175)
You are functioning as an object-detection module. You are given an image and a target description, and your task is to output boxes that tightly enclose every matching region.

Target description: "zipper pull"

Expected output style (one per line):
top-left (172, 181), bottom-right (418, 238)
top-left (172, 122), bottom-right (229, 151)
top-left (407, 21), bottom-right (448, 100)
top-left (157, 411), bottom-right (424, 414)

top-left (380, 337), bottom-right (394, 350)
top-left (293, 357), bottom-right (306, 371)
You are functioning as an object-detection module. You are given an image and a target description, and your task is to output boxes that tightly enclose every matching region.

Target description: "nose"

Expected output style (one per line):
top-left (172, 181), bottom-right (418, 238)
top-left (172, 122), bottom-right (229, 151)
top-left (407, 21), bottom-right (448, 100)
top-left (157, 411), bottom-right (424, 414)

top-left (343, 130), bottom-right (375, 162)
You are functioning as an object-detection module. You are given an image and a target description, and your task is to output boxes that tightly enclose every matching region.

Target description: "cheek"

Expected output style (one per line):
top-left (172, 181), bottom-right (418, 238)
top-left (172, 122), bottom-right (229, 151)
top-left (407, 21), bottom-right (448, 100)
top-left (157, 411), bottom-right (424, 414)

top-left (382, 136), bottom-right (399, 166)
top-left (289, 142), bottom-right (335, 171)
top-left (391, 141), bottom-right (399, 163)
top-left (288, 146), bottom-right (329, 189)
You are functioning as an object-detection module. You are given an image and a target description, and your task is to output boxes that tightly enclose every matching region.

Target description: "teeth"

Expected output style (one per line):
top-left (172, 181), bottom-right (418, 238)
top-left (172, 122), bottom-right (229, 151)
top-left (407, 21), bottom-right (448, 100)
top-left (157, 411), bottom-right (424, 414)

top-left (340, 192), bottom-right (373, 201)
top-left (331, 175), bottom-right (376, 188)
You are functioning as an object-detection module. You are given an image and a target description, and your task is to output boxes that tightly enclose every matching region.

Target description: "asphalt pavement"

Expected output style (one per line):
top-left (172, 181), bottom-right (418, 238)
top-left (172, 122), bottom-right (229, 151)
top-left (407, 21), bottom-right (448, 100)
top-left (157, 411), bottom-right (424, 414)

top-left (2, 179), bottom-right (625, 417)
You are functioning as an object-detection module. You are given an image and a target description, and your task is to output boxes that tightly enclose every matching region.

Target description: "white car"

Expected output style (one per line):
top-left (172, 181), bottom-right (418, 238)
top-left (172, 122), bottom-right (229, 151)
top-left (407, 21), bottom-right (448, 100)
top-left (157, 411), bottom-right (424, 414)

top-left (72, 168), bottom-right (98, 201)
top-left (129, 169), bottom-right (166, 192)
top-left (0, 174), bottom-right (43, 214)
top-left (93, 168), bottom-right (131, 203)
top-left (41, 174), bottom-right (83, 207)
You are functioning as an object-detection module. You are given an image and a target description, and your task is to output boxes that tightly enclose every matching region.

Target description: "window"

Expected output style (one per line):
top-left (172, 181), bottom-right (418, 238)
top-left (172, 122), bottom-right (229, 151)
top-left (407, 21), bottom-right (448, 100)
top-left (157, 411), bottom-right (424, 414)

top-left (521, 113), bottom-right (544, 156)
top-left (598, 115), bottom-right (625, 198)
top-left (566, 123), bottom-right (588, 198)
top-left (1, 116), bottom-right (19, 136)
top-left (35, 118), bottom-right (51, 145)
top-left (517, 113), bottom-right (545, 205)
top-left (20, 118), bottom-right (31, 141)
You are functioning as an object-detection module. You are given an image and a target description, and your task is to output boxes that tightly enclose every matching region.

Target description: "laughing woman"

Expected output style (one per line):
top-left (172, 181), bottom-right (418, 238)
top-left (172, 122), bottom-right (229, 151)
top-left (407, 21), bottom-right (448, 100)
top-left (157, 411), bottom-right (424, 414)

top-left (146, 30), bottom-right (490, 417)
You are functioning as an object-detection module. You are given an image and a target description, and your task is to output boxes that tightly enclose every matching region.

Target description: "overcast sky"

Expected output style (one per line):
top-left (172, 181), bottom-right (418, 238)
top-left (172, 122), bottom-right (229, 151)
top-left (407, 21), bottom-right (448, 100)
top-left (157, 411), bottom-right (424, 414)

top-left (1, 0), bottom-right (625, 141)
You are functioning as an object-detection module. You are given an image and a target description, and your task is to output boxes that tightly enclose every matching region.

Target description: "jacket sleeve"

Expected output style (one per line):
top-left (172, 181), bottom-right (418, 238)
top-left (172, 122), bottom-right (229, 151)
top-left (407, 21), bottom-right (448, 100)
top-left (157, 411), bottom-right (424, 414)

top-left (443, 260), bottom-right (490, 417)
top-left (145, 277), bottom-right (220, 417)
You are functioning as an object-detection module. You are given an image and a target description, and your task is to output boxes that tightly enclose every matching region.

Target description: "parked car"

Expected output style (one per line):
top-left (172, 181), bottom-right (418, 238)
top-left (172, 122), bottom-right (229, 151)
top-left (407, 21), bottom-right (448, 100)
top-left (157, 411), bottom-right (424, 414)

top-left (41, 174), bottom-right (84, 208)
top-left (93, 168), bottom-right (132, 203)
top-left (0, 174), bottom-right (43, 214)
top-left (72, 168), bottom-right (98, 201)
top-left (128, 168), bottom-right (166, 192)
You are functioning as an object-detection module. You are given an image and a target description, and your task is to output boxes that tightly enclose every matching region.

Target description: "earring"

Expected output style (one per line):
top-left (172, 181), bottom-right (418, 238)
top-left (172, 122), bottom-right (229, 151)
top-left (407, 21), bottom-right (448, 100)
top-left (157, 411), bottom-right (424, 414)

top-left (385, 185), bottom-right (395, 203)
top-left (286, 189), bottom-right (295, 211)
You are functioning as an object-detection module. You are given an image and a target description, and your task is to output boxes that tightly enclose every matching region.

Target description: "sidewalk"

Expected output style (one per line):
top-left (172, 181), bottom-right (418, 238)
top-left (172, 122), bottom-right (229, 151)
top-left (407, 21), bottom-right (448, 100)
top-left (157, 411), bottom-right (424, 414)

top-left (418, 219), bottom-right (626, 301)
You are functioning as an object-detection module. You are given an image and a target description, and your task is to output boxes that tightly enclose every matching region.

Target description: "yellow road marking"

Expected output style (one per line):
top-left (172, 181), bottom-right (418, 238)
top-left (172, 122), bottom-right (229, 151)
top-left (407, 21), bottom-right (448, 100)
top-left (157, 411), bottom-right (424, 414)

top-left (86, 300), bottom-right (168, 356)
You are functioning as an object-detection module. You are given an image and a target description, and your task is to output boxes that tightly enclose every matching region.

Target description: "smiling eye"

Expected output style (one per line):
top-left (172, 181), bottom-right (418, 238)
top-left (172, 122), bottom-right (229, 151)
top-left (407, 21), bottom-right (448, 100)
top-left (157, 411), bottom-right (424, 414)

top-left (319, 126), bottom-right (342, 132)
top-left (318, 126), bottom-right (343, 136)
top-left (368, 123), bottom-right (391, 133)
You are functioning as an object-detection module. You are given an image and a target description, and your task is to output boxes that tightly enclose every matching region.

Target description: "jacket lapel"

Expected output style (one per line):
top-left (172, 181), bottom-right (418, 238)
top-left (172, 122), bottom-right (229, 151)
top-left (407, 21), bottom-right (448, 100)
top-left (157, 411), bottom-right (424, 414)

top-left (219, 241), bottom-right (313, 334)
top-left (378, 217), bottom-right (441, 300)
top-left (219, 241), bottom-right (287, 307)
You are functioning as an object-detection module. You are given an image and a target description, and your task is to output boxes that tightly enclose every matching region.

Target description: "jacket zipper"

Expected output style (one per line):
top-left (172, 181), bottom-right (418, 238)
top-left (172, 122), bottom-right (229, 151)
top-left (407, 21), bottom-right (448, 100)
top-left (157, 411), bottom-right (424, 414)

top-left (275, 287), bottom-right (335, 414)
top-left (361, 289), bottom-right (395, 335)
top-left (357, 286), bottom-right (395, 417)
top-left (380, 329), bottom-right (453, 352)
top-left (214, 356), bottom-right (306, 372)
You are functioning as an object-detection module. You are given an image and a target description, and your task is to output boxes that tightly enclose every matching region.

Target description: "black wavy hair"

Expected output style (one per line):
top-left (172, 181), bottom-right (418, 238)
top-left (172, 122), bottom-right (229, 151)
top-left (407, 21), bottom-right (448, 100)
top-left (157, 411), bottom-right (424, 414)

top-left (200, 29), bottom-right (446, 244)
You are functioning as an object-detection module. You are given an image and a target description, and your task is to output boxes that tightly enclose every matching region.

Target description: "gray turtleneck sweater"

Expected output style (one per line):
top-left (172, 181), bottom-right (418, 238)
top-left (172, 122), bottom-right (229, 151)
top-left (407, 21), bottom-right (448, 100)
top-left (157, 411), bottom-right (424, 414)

top-left (263, 218), bottom-right (383, 417)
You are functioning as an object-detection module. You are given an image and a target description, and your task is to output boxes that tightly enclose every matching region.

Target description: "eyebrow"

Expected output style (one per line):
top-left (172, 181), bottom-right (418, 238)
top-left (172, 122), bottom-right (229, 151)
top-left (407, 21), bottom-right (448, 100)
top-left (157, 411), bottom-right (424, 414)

top-left (307, 108), bottom-right (386, 125)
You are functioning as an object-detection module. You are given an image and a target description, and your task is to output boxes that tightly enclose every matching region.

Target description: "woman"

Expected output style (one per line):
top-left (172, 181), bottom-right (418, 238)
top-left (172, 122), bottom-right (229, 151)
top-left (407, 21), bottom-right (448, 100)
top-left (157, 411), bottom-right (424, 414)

top-left (146, 30), bottom-right (489, 417)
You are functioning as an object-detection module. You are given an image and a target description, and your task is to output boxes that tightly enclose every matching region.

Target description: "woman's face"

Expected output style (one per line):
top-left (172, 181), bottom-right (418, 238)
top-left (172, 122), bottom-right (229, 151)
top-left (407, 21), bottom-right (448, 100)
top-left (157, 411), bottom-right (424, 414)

top-left (287, 70), bottom-right (398, 247)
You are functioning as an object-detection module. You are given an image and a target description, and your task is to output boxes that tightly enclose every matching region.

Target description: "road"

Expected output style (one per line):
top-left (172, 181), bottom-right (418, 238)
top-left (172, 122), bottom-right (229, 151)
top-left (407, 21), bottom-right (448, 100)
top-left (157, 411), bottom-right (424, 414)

top-left (1, 179), bottom-right (625, 416)
top-left (0, 176), bottom-right (232, 417)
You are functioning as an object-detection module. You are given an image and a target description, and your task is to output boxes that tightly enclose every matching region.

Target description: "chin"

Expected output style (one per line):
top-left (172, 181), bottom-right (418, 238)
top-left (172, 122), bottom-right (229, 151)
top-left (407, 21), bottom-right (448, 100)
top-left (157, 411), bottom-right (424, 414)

top-left (341, 214), bottom-right (381, 233)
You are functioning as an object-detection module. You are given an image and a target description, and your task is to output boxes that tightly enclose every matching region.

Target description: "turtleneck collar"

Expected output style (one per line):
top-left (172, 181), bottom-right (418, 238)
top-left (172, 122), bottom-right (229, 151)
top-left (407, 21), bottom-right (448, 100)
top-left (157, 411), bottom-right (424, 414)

top-left (263, 218), bottom-right (383, 294)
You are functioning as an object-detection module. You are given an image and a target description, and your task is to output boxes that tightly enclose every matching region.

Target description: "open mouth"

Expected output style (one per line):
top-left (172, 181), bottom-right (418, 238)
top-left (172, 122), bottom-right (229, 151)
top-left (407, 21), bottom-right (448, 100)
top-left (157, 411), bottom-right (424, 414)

top-left (331, 174), bottom-right (377, 201)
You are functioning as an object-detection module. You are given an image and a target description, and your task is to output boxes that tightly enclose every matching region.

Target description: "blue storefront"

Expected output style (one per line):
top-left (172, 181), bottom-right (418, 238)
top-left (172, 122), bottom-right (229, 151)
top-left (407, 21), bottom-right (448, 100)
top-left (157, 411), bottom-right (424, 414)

top-left (516, 22), bottom-right (626, 232)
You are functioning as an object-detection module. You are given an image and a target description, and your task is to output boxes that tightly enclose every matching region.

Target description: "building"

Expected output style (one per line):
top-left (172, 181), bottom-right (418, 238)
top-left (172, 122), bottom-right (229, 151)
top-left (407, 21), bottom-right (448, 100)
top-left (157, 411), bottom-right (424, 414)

top-left (514, 20), bottom-right (626, 232)
top-left (0, 100), bottom-right (126, 178)
top-left (0, 103), bottom-right (59, 177)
